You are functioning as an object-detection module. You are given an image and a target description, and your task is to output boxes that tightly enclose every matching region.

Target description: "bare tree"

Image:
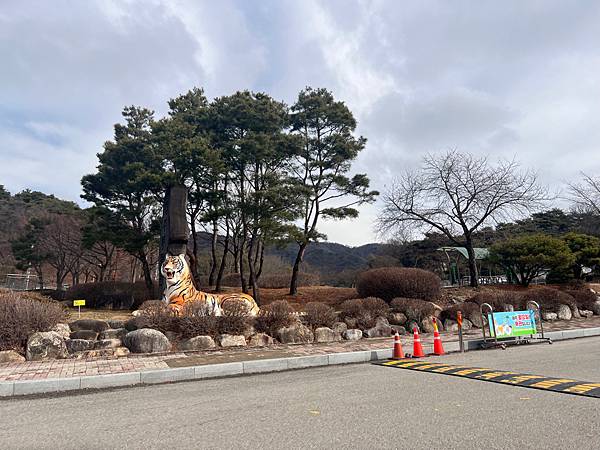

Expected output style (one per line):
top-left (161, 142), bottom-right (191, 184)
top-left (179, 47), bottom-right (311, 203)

top-left (568, 172), bottom-right (600, 215)
top-left (377, 150), bottom-right (549, 286)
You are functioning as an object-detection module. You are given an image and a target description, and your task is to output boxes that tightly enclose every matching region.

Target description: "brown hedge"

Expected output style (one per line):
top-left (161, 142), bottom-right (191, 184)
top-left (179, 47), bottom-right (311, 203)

top-left (339, 297), bottom-right (389, 330)
top-left (562, 290), bottom-right (598, 311)
top-left (0, 290), bottom-right (66, 354)
top-left (522, 288), bottom-right (576, 313)
top-left (253, 300), bottom-right (296, 336)
top-left (65, 281), bottom-right (159, 310)
top-left (356, 267), bottom-right (441, 302)
top-left (303, 302), bottom-right (338, 329)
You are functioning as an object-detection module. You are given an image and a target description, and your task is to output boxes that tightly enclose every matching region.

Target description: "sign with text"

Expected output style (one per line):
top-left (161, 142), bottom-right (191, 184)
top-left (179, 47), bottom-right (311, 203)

top-left (488, 310), bottom-right (536, 339)
top-left (73, 299), bottom-right (85, 307)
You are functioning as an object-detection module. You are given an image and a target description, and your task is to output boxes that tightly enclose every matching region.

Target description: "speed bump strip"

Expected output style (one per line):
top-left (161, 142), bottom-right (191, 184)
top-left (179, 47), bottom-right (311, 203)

top-left (373, 359), bottom-right (600, 398)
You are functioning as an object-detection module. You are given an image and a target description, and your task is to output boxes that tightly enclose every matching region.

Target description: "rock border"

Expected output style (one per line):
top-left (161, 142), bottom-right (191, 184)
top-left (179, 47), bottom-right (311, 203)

top-left (2, 326), bottom-right (600, 398)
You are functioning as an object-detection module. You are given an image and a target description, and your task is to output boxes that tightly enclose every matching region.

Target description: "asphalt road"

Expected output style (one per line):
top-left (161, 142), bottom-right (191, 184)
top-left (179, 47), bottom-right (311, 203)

top-left (1, 337), bottom-right (600, 450)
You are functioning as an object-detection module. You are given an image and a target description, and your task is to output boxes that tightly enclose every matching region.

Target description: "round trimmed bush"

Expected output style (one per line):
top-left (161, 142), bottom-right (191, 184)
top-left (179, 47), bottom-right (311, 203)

top-left (356, 267), bottom-right (441, 302)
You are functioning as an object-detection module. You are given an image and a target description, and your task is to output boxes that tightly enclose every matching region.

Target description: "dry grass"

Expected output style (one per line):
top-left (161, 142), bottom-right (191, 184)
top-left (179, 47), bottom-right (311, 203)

top-left (66, 308), bottom-right (134, 321)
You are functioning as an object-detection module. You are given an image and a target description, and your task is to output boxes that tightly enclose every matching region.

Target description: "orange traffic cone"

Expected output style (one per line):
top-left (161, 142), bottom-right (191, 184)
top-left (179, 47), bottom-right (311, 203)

top-left (392, 332), bottom-right (405, 359)
top-left (432, 319), bottom-right (445, 356)
top-left (412, 327), bottom-right (425, 358)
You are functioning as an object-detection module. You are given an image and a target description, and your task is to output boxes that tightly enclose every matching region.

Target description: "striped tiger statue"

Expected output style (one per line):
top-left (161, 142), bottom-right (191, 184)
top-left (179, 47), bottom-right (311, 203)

top-left (161, 253), bottom-right (260, 316)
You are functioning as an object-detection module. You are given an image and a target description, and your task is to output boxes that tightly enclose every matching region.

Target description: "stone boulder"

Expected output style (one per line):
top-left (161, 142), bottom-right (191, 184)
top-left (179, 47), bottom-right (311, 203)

top-left (343, 329), bottom-right (362, 340)
top-left (123, 329), bottom-right (170, 353)
top-left (217, 334), bottom-right (246, 347)
top-left (420, 317), bottom-right (436, 334)
top-left (179, 336), bottom-right (216, 351)
top-left (69, 319), bottom-right (109, 333)
top-left (26, 331), bottom-right (68, 361)
top-left (277, 324), bottom-right (314, 344)
top-left (247, 333), bottom-right (274, 347)
top-left (591, 300), bottom-right (600, 316)
top-left (467, 311), bottom-right (484, 328)
top-left (579, 310), bottom-right (594, 319)
top-left (570, 306), bottom-right (581, 319)
top-left (314, 327), bottom-right (341, 343)
top-left (542, 312), bottom-right (558, 321)
top-left (444, 319), bottom-right (459, 332)
top-left (94, 339), bottom-right (122, 349)
top-left (332, 322), bottom-right (348, 335)
top-left (70, 330), bottom-right (98, 341)
top-left (388, 312), bottom-right (408, 325)
top-left (107, 320), bottom-right (126, 329)
top-left (52, 323), bottom-right (71, 340)
top-left (557, 304), bottom-right (572, 320)
top-left (99, 328), bottom-right (128, 340)
top-left (66, 339), bottom-right (95, 353)
top-left (406, 320), bottom-right (420, 333)
top-left (390, 325), bottom-right (407, 335)
top-left (0, 350), bottom-right (25, 363)
top-left (363, 318), bottom-right (393, 338)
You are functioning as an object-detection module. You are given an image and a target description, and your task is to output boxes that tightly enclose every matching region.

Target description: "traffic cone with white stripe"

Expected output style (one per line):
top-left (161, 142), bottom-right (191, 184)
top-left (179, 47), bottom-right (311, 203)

top-left (392, 332), bottom-right (405, 359)
top-left (432, 318), bottom-right (445, 356)
top-left (412, 327), bottom-right (425, 358)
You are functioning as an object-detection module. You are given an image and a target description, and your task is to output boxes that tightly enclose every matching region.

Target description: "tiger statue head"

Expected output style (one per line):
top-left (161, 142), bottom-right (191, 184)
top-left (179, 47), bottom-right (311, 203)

top-left (161, 253), bottom-right (189, 286)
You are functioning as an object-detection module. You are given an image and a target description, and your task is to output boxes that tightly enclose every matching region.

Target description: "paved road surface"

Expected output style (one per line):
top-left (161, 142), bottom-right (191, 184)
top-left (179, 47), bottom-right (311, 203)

top-left (1, 337), bottom-right (599, 449)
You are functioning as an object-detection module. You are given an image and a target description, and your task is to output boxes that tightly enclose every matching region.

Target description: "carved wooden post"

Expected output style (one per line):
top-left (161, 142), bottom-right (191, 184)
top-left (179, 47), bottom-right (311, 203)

top-left (159, 185), bottom-right (189, 295)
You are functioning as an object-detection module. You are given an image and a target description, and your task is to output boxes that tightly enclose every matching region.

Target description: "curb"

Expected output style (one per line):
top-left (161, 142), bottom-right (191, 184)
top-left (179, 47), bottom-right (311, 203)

top-left (2, 326), bottom-right (600, 398)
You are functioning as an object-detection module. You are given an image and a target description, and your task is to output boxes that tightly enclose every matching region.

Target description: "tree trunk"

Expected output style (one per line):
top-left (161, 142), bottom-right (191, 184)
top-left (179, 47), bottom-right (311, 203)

top-left (216, 226), bottom-right (229, 292)
top-left (289, 242), bottom-right (307, 295)
top-left (139, 252), bottom-right (154, 294)
top-left (465, 238), bottom-right (478, 287)
top-left (246, 233), bottom-right (260, 304)
top-left (208, 220), bottom-right (218, 286)
top-left (189, 218), bottom-right (200, 287)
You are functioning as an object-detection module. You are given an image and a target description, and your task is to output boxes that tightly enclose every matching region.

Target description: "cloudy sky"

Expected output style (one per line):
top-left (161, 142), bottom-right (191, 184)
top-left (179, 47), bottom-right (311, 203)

top-left (1, 0), bottom-right (600, 246)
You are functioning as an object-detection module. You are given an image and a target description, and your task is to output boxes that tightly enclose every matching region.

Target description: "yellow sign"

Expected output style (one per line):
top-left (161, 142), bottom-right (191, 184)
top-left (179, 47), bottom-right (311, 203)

top-left (73, 299), bottom-right (85, 307)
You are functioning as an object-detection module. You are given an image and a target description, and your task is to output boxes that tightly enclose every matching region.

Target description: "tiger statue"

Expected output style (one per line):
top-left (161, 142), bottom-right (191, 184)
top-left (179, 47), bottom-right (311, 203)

top-left (160, 253), bottom-right (260, 316)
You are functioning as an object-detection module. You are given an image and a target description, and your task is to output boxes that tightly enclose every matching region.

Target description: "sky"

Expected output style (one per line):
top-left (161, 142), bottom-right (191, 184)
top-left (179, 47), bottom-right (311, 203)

top-left (1, 0), bottom-right (600, 246)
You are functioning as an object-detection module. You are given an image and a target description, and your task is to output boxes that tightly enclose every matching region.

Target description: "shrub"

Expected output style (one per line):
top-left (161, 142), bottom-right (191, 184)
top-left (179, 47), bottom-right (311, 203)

top-left (254, 300), bottom-right (296, 336)
top-left (177, 300), bottom-right (219, 339)
top-left (136, 300), bottom-right (177, 334)
top-left (441, 302), bottom-right (481, 322)
top-left (217, 300), bottom-right (252, 335)
top-left (339, 297), bottom-right (389, 330)
top-left (356, 267), bottom-right (441, 302)
top-left (522, 288), bottom-right (576, 312)
top-left (390, 298), bottom-right (436, 322)
top-left (563, 290), bottom-right (598, 311)
top-left (65, 281), bottom-right (159, 310)
top-left (303, 302), bottom-right (338, 329)
top-left (466, 291), bottom-right (524, 310)
top-left (0, 290), bottom-right (66, 354)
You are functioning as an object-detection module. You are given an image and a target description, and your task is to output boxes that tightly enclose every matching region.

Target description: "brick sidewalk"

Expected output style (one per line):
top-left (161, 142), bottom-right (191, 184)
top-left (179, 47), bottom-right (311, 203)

top-left (2, 316), bottom-right (599, 382)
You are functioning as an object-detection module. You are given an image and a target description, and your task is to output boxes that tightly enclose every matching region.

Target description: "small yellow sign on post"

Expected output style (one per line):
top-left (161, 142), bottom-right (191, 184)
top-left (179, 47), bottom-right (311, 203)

top-left (73, 300), bottom-right (85, 307)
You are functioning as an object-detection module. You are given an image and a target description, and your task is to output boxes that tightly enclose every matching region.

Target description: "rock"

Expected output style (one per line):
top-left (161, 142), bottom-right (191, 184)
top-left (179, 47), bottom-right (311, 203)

top-left (131, 310), bottom-right (141, 317)
top-left (444, 319), bottom-right (459, 332)
top-left (94, 339), bottom-right (122, 349)
top-left (217, 334), bottom-right (246, 347)
top-left (591, 300), bottom-right (600, 315)
top-left (420, 317), bottom-right (436, 334)
top-left (247, 333), bottom-right (274, 347)
top-left (66, 339), bottom-right (95, 353)
top-left (98, 328), bottom-right (128, 340)
top-left (124, 317), bottom-right (148, 331)
top-left (363, 324), bottom-right (393, 338)
top-left (114, 347), bottom-right (130, 357)
top-left (579, 309), bottom-right (594, 318)
top-left (388, 312), bottom-right (407, 325)
top-left (314, 327), bottom-right (341, 343)
top-left (0, 350), bottom-right (25, 363)
top-left (69, 319), bottom-right (109, 333)
top-left (557, 304), bottom-right (572, 320)
top-left (179, 336), bottom-right (216, 351)
top-left (243, 325), bottom-right (256, 339)
top-left (343, 329), bottom-right (362, 340)
top-left (467, 311), bottom-right (483, 328)
top-left (570, 306), bottom-right (581, 319)
top-left (390, 325), bottom-right (407, 335)
top-left (70, 330), bottom-right (98, 341)
top-left (26, 331), bottom-right (68, 361)
top-left (107, 320), bottom-right (126, 329)
top-left (542, 312), bottom-right (558, 322)
top-left (462, 319), bottom-right (473, 330)
top-left (123, 329), bottom-right (170, 353)
top-left (52, 323), bottom-right (71, 339)
top-left (277, 324), bottom-right (314, 344)
top-left (376, 316), bottom-right (390, 327)
top-left (164, 331), bottom-right (179, 343)
top-left (332, 322), bottom-right (348, 335)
